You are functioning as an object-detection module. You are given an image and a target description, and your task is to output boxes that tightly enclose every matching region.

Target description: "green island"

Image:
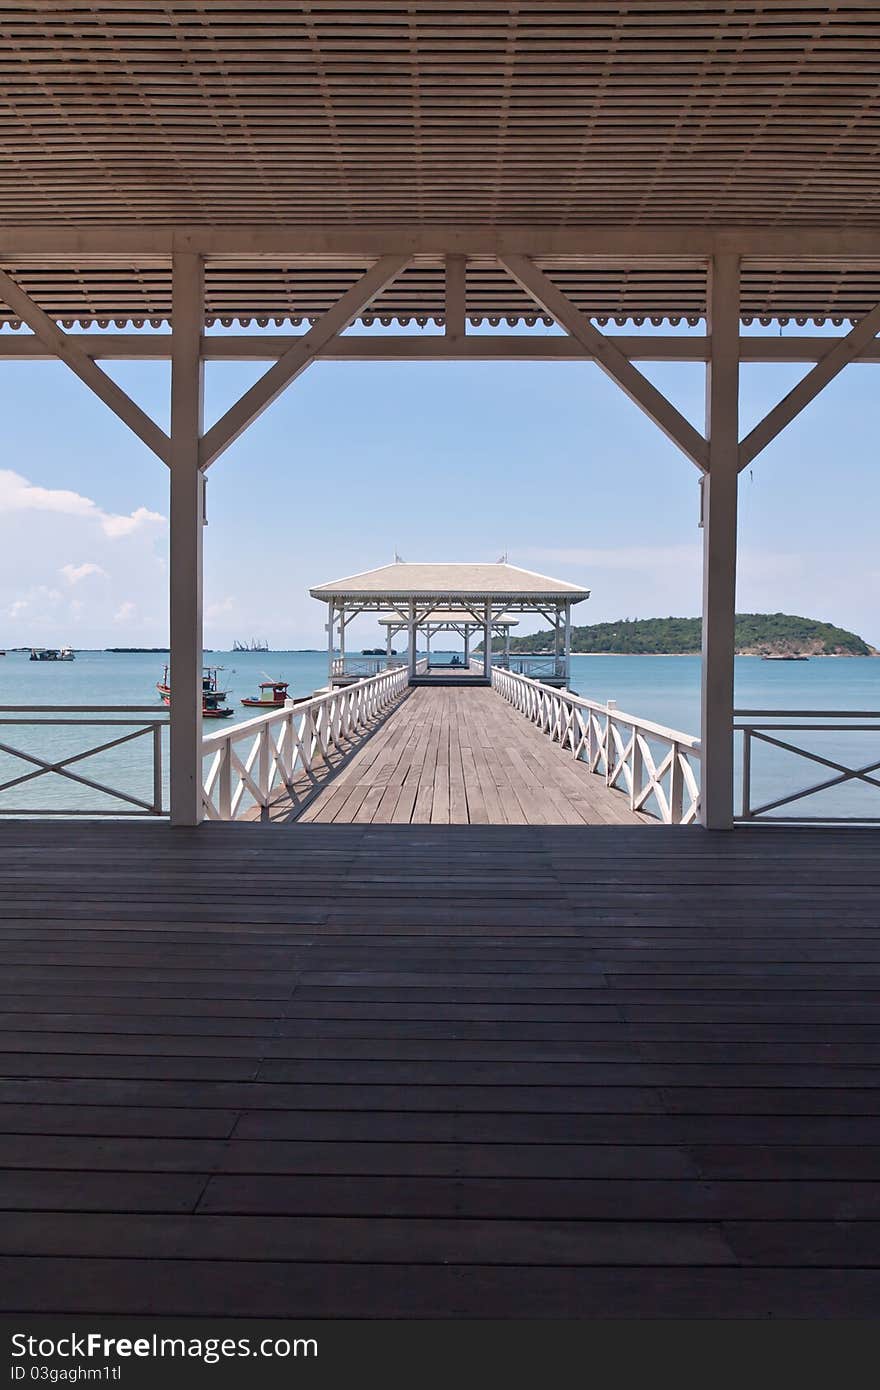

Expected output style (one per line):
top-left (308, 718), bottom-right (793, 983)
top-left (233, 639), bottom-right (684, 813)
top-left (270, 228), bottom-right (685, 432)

top-left (489, 613), bottom-right (878, 658)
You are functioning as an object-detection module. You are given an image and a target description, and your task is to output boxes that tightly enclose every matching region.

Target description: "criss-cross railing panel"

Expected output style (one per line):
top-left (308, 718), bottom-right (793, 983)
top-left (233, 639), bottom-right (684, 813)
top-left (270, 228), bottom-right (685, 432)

top-left (491, 669), bottom-right (701, 826)
top-left (736, 710), bottom-right (880, 824)
top-left (202, 666), bottom-right (409, 821)
top-left (0, 706), bottom-right (167, 816)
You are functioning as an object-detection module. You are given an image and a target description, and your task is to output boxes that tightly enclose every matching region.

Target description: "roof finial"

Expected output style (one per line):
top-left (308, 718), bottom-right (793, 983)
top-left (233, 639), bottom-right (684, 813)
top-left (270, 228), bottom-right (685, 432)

top-left (496, 551), bottom-right (508, 564)
top-left (394, 550), bottom-right (405, 564)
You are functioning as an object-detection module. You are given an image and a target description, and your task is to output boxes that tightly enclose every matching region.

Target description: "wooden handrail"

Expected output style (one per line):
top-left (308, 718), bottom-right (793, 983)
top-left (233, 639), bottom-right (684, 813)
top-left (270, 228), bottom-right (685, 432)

top-left (490, 666), bottom-right (701, 826)
top-left (202, 664), bottom-right (409, 821)
top-left (0, 707), bottom-right (167, 816)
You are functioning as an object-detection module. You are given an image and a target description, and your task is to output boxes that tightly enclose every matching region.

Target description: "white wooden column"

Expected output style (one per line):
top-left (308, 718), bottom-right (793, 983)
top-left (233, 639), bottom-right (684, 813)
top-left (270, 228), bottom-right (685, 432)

top-left (563, 601), bottom-right (572, 685)
top-left (503, 623), bottom-right (511, 669)
top-left (700, 254), bottom-right (741, 830)
top-left (169, 252), bottom-right (205, 826)
top-left (463, 624), bottom-right (470, 667)
top-left (327, 601), bottom-right (335, 685)
top-left (482, 601), bottom-right (492, 678)
top-left (408, 601), bottom-right (417, 679)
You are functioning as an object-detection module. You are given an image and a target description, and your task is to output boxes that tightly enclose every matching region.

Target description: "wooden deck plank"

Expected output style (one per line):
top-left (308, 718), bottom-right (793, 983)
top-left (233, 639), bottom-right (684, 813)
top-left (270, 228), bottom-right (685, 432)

top-left (1, 816), bottom-right (879, 1315)
top-left (298, 687), bottom-right (649, 827)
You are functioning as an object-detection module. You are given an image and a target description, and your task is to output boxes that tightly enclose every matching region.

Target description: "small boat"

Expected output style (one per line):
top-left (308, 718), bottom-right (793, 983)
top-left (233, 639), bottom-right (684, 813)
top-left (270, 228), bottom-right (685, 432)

top-left (30, 647), bottom-right (59, 661)
top-left (157, 664), bottom-right (234, 718)
top-left (241, 679), bottom-right (290, 709)
top-left (761, 654), bottom-right (809, 661)
top-left (59, 646), bottom-right (75, 661)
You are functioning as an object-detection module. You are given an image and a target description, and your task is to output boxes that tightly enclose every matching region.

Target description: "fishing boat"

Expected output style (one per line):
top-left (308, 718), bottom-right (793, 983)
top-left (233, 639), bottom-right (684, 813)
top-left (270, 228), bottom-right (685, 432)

top-left (157, 664), bottom-right (234, 718)
top-left (241, 679), bottom-right (290, 709)
top-left (30, 647), bottom-right (59, 661)
top-left (59, 646), bottom-right (75, 661)
top-left (761, 653), bottom-right (809, 661)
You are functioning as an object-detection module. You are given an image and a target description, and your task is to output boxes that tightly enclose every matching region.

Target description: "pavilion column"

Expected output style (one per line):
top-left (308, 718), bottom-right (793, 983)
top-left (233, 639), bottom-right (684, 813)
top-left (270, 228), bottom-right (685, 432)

top-left (386, 627), bottom-right (393, 658)
top-left (463, 624), bottom-right (470, 668)
top-left (563, 601), bottom-right (572, 685)
top-left (503, 623), bottom-right (511, 670)
top-left (169, 252), bottom-right (205, 827)
top-left (700, 253), bottom-right (741, 830)
top-left (408, 602), bottom-right (417, 679)
top-left (482, 602), bottom-right (492, 679)
top-left (327, 600), bottom-right (335, 685)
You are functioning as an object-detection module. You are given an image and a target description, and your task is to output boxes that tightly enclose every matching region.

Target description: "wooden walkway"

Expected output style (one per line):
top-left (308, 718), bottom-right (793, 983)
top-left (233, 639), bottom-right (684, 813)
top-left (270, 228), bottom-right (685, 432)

top-left (272, 687), bottom-right (648, 826)
top-left (1, 818), bottom-right (880, 1317)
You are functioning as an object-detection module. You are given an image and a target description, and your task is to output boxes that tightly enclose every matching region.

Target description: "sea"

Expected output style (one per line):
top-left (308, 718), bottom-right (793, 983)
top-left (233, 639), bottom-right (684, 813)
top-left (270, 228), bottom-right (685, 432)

top-left (0, 647), bottom-right (877, 820)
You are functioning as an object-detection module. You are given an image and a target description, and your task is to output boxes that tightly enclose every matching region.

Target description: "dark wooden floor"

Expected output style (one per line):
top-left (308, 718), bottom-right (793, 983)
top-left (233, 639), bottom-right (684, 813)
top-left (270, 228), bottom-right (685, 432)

top-left (1, 818), bottom-right (879, 1317)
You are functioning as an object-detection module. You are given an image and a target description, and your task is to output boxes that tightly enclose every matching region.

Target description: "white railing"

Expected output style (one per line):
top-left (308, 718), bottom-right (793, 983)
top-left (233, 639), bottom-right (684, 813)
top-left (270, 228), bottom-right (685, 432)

top-left (331, 655), bottom-right (407, 679)
top-left (491, 668), bottom-right (701, 825)
top-left (203, 665), bottom-right (408, 820)
top-left (0, 705), bottom-right (167, 816)
top-left (736, 709), bottom-right (880, 824)
top-left (500, 654), bottom-right (567, 680)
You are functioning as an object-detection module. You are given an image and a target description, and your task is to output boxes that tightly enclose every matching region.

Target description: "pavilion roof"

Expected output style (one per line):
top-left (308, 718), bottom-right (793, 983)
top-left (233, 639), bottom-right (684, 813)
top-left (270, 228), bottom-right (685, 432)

top-left (310, 562), bottom-right (589, 604)
top-left (2, 2), bottom-right (880, 326)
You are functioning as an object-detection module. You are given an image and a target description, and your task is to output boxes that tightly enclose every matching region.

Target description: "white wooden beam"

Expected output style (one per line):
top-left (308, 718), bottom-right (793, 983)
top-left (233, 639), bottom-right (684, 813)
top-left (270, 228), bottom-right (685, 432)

top-left (4, 224), bottom-right (880, 260)
top-left (444, 254), bottom-right (467, 340)
top-left (199, 254), bottom-right (410, 467)
top-left (739, 302), bottom-right (880, 469)
top-left (2, 333), bottom-right (879, 366)
top-left (168, 252), bottom-right (206, 827)
top-left (0, 268), bottom-right (171, 464)
top-left (501, 254), bottom-right (709, 470)
top-left (700, 254), bottom-right (741, 832)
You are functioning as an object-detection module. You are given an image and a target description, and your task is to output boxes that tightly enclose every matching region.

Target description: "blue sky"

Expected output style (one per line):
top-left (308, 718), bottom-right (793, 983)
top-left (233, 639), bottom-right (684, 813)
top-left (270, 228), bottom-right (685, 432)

top-left (1, 327), bottom-right (878, 649)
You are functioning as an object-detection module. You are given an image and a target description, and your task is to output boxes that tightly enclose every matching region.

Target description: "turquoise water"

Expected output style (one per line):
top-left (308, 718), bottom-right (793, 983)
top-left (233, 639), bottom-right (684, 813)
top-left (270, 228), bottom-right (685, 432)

top-left (0, 648), bottom-right (877, 819)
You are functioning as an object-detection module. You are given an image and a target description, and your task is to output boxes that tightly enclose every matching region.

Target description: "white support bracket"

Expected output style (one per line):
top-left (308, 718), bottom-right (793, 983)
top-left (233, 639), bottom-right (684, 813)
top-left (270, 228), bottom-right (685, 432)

top-left (739, 300), bottom-right (880, 469)
top-left (500, 254), bottom-right (709, 471)
top-left (0, 267), bottom-right (171, 464)
top-left (199, 254), bottom-right (411, 468)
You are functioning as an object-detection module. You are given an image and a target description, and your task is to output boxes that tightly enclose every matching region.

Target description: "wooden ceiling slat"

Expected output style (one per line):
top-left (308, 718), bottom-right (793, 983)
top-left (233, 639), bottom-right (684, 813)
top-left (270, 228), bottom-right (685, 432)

top-left (2, 2), bottom-right (880, 317)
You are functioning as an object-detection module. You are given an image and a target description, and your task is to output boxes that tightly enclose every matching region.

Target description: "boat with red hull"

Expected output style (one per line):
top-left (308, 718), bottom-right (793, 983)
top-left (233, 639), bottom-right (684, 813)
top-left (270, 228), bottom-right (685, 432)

top-left (157, 664), bottom-right (234, 718)
top-left (241, 680), bottom-right (290, 709)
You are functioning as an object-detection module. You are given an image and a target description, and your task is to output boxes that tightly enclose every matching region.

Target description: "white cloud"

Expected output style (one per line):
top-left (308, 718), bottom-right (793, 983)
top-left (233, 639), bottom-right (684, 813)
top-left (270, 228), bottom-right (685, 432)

top-left (0, 469), bottom-right (168, 646)
top-left (102, 506), bottom-right (165, 539)
top-left (521, 543), bottom-right (701, 573)
top-left (0, 469), bottom-right (164, 539)
top-left (59, 561), bottom-right (107, 586)
top-left (205, 596), bottom-right (236, 621)
top-left (517, 541), bottom-right (879, 645)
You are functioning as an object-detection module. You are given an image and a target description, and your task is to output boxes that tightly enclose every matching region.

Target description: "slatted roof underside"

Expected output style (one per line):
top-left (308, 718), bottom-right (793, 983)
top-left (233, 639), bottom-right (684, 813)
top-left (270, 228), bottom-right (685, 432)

top-left (2, 2), bottom-right (880, 324)
top-left (4, 1), bottom-right (880, 227)
top-left (3, 258), bottom-right (880, 327)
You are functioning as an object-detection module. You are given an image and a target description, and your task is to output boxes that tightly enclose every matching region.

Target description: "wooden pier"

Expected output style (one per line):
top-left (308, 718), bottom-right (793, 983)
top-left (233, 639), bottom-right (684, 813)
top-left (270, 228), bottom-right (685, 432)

top-left (2, 818), bottom-right (879, 1317)
top-left (270, 687), bottom-right (650, 827)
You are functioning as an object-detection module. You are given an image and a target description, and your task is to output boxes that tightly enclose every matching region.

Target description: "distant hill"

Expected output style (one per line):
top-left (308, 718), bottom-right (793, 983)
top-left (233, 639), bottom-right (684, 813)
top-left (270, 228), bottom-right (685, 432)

top-left (491, 614), bottom-right (878, 657)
